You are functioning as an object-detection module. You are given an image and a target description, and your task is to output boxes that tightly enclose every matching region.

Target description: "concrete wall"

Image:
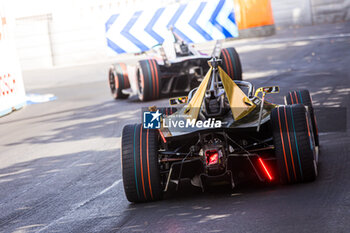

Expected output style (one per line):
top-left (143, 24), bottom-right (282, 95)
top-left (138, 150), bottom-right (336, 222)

top-left (14, 2), bottom-right (118, 69)
top-left (15, 15), bottom-right (53, 70)
top-left (49, 10), bottom-right (108, 66)
top-left (311, 0), bottom-right (350, 23)
top-left (271, 0), bottom-right (313, 27)
top-left (271, 0), bottom-right (350, 27)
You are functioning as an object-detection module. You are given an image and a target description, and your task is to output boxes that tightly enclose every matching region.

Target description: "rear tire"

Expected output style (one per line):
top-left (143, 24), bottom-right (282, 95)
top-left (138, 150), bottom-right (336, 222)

top-left (108, 63), bottom-right (130, 99)
top-left (285, 90), bottom-right (319, 146)
top-left (271, 105), bottom-right (317, 184)
top-left (121, 124), bottom-right (163, 203)
top-left (220, 47), bottom-right (242, 80)
top-left (137, 59), bottom-right (161, 101)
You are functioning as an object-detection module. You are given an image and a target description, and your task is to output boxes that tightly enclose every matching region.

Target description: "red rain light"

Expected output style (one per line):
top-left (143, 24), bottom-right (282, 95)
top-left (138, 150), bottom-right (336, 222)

top-left (209, 153), bottom-right (218, 165)
top-left (258, 158), bottom-right (273, 180)
top-left (205, 150), bottom-right (219, 165)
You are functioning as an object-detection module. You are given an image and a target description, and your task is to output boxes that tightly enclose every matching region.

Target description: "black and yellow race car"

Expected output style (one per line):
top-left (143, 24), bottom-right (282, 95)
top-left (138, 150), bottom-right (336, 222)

top-left (120, 57), bottom-right (319, 203)
top-left (108, 31), bottom-right (242, 101)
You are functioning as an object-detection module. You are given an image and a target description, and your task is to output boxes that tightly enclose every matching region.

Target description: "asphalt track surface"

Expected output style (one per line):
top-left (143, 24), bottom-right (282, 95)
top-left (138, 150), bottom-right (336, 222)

top-left (1, 22), bottom-right (350, 233)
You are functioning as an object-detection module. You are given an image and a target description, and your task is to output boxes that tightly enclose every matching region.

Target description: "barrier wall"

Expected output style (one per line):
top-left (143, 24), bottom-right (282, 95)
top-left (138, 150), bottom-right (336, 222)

top-left (270, 0), bottom-right (313, 26)
top-left (271, 0), bottom-right (350, 27)
top-left (10, 0), bottom-right (350, 70)
top-left (0, 1), bottom-right (26, 117)
top-left (106, 0), bottom-right (238, 54)
top-left (311, 0), bottom-right (350, 24)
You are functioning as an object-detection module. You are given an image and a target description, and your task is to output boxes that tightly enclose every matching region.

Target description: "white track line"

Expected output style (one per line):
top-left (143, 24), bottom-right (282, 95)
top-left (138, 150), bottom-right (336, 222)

top-left (37, 179), bottom-right (122, 232)
top-left (75, 179), bottom-right (122, 209)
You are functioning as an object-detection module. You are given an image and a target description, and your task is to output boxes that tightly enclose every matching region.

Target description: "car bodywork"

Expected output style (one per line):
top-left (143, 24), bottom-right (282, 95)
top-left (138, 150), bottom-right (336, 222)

top-left (108, 30), bottom-right (242, 101)
top-left (157, 58), bottom-right (276, 190)
top-left (154, 58), bottom-right (318, 191)
top-left (125, 44), bottom-right (212, 98)
top-left (121, 57), bottom-right (319, 203)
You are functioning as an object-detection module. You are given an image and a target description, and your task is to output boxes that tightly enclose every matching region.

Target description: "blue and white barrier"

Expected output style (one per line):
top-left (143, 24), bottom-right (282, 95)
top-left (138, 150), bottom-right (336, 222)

top-left (0, 2), bottom-right (26, 117)
top-left (105, 0), bottom-right (238, 54)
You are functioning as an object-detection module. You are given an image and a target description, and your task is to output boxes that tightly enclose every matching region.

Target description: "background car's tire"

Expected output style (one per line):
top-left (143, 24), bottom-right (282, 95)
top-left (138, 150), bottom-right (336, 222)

top-left (137, 59), bottom-right (161, 101)
top-left (285, 90), bottom-right (319, 146)
top-left (121, 124), bottom-right (163, 203)
top-left (220, 47), bottom-right (242, 81)
top-left (108, 63), bottom-right (130, 99)
top-left (271, 104), bottom-right (317, 184)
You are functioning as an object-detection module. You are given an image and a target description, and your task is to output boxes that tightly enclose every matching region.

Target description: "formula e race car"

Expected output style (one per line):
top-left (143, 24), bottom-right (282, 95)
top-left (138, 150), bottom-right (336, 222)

top-left (108, 30), bottom-right (242, 101)
top-left (120, 57), bottom-right (319, 203)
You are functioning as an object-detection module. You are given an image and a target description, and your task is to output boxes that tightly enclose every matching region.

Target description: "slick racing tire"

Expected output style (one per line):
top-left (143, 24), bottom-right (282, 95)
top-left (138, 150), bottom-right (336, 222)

top-left (121, 124), bottom-right (163, 203)
top-left (271, 104), bottom-right (318, 184)
top-left (285, 90), bottom-right (319, 146)
top-left (137, 59), bottom-right (161, 101)
top-left (220, 47), bottom-right (242, 81)
top-left (108, 63), bottom-right (130, 99)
